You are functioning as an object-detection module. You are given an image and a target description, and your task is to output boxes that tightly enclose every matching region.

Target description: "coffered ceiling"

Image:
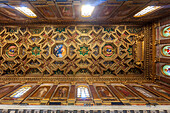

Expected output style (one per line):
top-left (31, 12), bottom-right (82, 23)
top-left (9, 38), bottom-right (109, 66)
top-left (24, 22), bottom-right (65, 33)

top-left (0, 0), bottom-right (169, 25)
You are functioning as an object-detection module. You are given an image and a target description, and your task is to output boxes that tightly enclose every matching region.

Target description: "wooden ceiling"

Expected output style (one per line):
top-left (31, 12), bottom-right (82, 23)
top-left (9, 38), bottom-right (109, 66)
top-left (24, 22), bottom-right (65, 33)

top-left (0, 0), bottom-right (169, 25)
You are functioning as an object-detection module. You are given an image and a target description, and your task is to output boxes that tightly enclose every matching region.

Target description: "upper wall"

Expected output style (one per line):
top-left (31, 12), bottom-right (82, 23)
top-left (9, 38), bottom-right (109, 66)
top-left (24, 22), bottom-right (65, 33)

top-left (153, 16), bottom-right (170, 83)
top-left (0, 25), bottom-right (144, 77)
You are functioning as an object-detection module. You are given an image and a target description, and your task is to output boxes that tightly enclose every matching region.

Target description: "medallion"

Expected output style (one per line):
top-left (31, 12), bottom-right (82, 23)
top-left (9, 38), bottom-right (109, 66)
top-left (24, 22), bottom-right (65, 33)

top-left (102, 45), bottom-right (115, 57)
top-left (53, 44), bottom-right (66, 58)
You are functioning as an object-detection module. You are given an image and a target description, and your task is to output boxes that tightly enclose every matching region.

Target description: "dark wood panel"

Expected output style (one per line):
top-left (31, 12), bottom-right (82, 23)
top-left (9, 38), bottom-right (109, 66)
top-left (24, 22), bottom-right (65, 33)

top-left (160, 58), bottom-right (170, 63)
top-left (160, 76), bottom-right (170, 84)
top-left (160, 39), bottom-right (170, 44)
top-left (0, 0), bottom-right (168, 25)
top-left (0, 85), bottom-right (22, 99)
top-left (142, 85), bottom-right (169, 99)
top-left (44, 85), bottom-right (57, 99)
top-left (68, 85), bottom-right (75, 100)
top-left (89, 85), bottom-right (100, 100)
top-left (107, 85), bottom-right (123, 99)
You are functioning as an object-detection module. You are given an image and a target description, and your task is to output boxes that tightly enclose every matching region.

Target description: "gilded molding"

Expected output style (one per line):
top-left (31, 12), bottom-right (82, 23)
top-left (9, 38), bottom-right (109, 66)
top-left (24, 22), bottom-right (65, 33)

top-left (155, 40), bottom-right (160, 45)
top-left (144, 24), bottom-right (153, 80)
top-left (155, 57), bottom-right (160, 63)
top-left (0, 77), bottom-right (151, 83)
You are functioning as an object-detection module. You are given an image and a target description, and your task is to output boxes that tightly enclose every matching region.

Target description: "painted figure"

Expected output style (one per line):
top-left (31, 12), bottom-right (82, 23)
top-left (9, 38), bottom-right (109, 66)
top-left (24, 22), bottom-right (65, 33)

top-left (61, 7), bottom-right (72, 17)
top-left (58, 87), bottom-right (68, 97)
top-left (117, 87), bottom-right (134, 97)
top-left (97, 86), bottom-right (112, 97)
top-left (36, 87), bottom-right (48, 97)
top-left (53, 44), bottom-right (66, 58)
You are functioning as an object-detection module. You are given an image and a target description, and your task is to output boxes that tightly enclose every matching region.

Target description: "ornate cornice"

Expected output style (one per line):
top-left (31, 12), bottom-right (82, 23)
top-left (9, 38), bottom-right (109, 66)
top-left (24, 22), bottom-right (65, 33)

top-left (0, 76), bottom-right (151, 83)
top-left (144, 25), bottom-right (153, 79)
top-left (0, 20), bottom-right (145, 26)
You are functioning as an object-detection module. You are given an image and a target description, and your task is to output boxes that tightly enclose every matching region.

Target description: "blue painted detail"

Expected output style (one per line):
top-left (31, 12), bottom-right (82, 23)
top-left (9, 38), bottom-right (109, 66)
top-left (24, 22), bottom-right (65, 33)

top-left (0, 1), bottom-right (8, 3)
top-left (107, 49), bottom-right (112, 52)
top-left (49, 102), bottom-right (61, 105)
top-left (111, 102), bottom-right (124, 105)
top-left (56, 0), bottom-right (67, 2)
top-left (28, 0), bottom-right (37, 1)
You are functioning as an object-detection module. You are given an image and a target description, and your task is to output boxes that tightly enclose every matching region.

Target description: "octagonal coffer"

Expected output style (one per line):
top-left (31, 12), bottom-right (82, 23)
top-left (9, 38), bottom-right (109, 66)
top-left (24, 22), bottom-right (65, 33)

top-left (102, 44), bottom-right (116, 57)
top-left (3, 43), bottom-right (19, 59)
top-left (51, 43), bottom-right (67, 59)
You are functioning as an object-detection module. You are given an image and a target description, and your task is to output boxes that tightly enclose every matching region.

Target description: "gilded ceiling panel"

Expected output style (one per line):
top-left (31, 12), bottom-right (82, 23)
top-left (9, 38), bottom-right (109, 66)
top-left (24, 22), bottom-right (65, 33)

top-left (0, 25), bottom-right (144, 77)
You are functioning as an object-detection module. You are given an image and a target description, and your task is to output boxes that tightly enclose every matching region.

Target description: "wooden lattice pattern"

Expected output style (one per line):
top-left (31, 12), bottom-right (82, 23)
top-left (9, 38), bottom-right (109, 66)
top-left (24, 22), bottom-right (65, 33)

top-left (0, 25), bottom-right (143, 76)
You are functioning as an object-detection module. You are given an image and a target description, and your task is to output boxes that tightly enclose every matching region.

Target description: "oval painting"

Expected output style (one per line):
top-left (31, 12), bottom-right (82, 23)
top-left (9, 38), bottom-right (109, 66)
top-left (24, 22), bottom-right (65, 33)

top-left (161, 26), bottom-right (170, 38)
top-left (102, 45), bottom-right (115, 57)
top-left (162, 46), bottom-right (170, 56)
top-left (53, 44), bottom-right (66, 58)
top-left (6, 45), bottom-right (18, 58)
top-left (162, 65), bottom-right (170, 76)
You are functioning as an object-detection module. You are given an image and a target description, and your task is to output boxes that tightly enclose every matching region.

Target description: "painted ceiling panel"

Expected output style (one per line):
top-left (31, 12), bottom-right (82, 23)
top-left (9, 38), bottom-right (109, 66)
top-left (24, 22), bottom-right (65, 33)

top-left (0, 0), bottom-right (168, 24)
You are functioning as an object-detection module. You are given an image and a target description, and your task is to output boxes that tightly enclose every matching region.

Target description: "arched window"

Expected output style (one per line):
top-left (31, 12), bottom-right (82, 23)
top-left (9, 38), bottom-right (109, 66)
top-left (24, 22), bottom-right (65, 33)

top-left (134, 87), bottom-right (156, 98)
top-left (77, 86), bottom-right (90, 98)
top-left (10, 86), bottom-right (31, 98)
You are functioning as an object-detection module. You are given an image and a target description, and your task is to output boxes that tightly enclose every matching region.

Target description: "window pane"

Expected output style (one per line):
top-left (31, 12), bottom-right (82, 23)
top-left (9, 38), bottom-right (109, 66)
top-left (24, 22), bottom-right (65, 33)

top-left (77, 86), bottom-right (90, 98)
top-left (10, 86), bottom-right (31, 98)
